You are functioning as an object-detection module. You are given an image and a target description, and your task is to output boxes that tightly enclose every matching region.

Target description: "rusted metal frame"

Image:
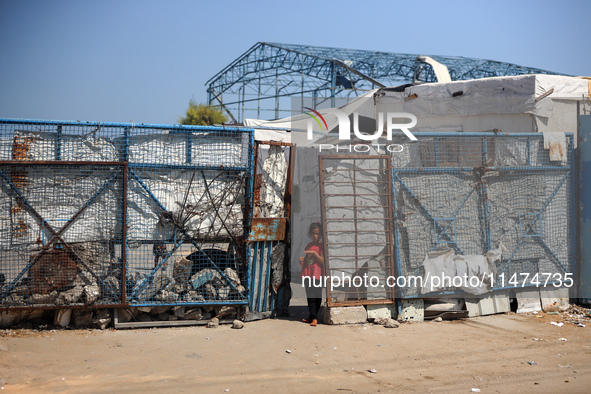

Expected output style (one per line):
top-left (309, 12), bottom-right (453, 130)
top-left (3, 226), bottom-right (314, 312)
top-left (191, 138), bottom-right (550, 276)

top-left (256, 140), bottom-right (292, 147)
top-left (253, 142), bottom-right (261, 217)
top-left (329, 299), bottom-right (395, 307)
top-left (321, 155), bottom-right (396, 306)
top-left (0, 165), bottom-right (121, 301)
top-left (284, 143), bottom-right (295, 222)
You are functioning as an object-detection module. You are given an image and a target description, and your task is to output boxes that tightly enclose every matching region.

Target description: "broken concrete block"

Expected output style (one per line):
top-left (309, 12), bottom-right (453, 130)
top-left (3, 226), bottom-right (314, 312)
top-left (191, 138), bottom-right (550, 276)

top-left (232, 320), bottom-right (244, 329)
top-left (398, 299), bottom-right (424, 322)
top-left (173, 306), bottom-right (186, 318)
top-left (183, 308), bottom-right (203, 320)
top-left (150, 306), bottom-right (172, 315)
top-left (31, 290), bottom-right (58, 305)
top-left (56, 286), bottom-right (84, 305)
top-left (367, 304), bottom-right (393, 320)
top-left (204, 283), bottom-right (217, 300)
top-left (0, 310), bottom-right (22, 328)
top-left (173, 256), bottom-right (193, 284)
top-left (136, 313), bottom-right (152, 322)
top-left (73, 309), bottom-right (94, 327)
top-left (540, 287), bottom-right (570, 312)
top-left (184, 291), bottom-right (205, 303)
top-left (465, 292), bottom-right (510, 317)
top-left (373, 316), bottom-right (389, 325)
top-left (21, 309), bottom-right (44, 321)
top-left (92, 309), bottom-right (111, 329)
top-left (207, 317), bottom-right (219, 328)
top-left (83, 284), bottom-right (100, 305)
top-left (384, 318), bottom-right (400, 328)
top-left (155, 290), bottom-right (179, 302)
top-left (191, 269), bottom-right (222, 289)
top-left (322, 305), bottom-right (367, 325)
top-left (54, 309), bottom-right (72, 327)
top-left (136, 307), bottom-right (152, 313)
top-left (515, 289), bottom-right (542, 313)
top-left (116, 308), bottom-right (134, 323)
top-left (157, 313), bottom-right (169, 321)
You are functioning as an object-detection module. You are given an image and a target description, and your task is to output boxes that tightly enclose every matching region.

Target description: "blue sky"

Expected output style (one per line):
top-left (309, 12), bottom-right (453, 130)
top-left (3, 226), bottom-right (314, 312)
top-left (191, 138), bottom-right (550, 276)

top-left (0, 0), bottom-right (589, 125)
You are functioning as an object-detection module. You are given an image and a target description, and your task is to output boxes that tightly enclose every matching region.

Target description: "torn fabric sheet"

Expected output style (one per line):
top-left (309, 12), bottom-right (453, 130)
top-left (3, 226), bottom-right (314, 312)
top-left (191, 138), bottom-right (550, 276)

top-left (542, 131), bottom-right (567, 162)
top-left (421, 243), bottom-right (506, 295)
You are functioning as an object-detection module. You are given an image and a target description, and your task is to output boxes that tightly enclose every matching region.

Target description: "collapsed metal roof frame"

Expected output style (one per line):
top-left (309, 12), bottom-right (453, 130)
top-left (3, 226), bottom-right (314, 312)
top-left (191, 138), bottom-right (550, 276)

top-left (206, 42), bottom-right (568, 123)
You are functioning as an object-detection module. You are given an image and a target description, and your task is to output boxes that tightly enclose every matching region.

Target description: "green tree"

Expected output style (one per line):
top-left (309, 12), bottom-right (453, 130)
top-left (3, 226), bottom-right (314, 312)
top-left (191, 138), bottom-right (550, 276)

top-left (178, 99), bottom-right (227, 125)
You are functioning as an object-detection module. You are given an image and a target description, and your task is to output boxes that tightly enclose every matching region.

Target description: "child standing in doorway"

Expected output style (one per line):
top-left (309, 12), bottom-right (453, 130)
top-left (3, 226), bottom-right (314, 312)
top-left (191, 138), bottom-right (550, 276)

top-left (300, 221), bottom-right (324, 326)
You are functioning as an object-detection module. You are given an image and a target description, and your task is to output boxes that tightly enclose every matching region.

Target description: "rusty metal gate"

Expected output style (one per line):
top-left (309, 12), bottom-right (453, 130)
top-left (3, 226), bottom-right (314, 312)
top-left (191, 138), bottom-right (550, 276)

top-left (0, 118), bottom-right (255, 311)
top-left (319, 155), bottom-right (395, 306)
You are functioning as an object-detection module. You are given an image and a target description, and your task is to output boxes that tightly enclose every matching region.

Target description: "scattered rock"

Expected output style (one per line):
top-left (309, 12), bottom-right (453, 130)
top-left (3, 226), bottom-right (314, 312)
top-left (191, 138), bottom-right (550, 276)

top-left (92, 309), bottom-right (111, 329)
top-left (83, 284), bottom-right (100, 305)
top-left (31, 291), bottom-right (59, 305)
top-left (232, 320), bottom-right (244, 329)
top-left (434, 317), bottom-right (443, 322)
top-left (384, 318), bottom-right (400, 328)
top-left (183, 308), bottom-right (203, 320)
top-left (373, 316), bottom-right (389, 325)
top-left (56, 286), bottom-right (84, 305)
top-left (207, 317), bottom-right (219, 328)
top-left (54, 309), bottom-right (72, 327)
top-left (173, 256), bottom-right (193, 283)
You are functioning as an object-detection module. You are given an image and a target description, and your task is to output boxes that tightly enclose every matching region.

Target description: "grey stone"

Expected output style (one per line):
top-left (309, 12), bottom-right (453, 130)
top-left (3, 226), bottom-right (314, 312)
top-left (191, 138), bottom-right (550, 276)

top-left (207, 317), bottom-right (219, 328)
top-left (56, 286), bottom-right (84, 305)
top-left (384, 318), bottom-right (400, 328)
top-left (31, 291), bottom-right (58, 305)
top-left (322, 305), bottom-right (367, 325)
top-left (184, 291), bottom-right (205, 303)
top-left (183, 308), bottom-right (203, 320)
top-left (136, 313), bottom-right (152, 322)
top-left (232, 320), bottom-right (244, 329)
top-left (173, 256), bottom-right (193, 284)
top-left (73, 309), bottom-right (94, 327)
top-left (191, 269), bottom-right (222, 289)
top-left (83, 284), bottom-right (100, 305)
top-left (0, 310), bottom-right (22, 328)
top-left (116, 308), bottom-right (134, 324)
top-left (157, 313), bottom-right (169, 321)
top-left (54, 309), bottom-right (72, 327)
top-left (92, 309), bottom-right (111, 329)
top-left (173, 306), bottom-right (186, 318)
top-left (150, 306), bottom-right (172, 315)
top-left (373, 316), bottom-right (389, 325)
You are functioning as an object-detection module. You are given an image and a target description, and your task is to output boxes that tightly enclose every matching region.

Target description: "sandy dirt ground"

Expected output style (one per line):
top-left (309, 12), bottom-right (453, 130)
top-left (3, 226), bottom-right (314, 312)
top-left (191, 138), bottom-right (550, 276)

top-left (1, 303), bottom-right (590, 394)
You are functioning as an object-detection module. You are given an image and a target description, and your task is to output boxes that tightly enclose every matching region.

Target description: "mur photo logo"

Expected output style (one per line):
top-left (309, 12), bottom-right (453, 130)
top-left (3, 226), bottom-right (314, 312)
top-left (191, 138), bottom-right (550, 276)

top-left (303, 107), bottom-right (419, 153)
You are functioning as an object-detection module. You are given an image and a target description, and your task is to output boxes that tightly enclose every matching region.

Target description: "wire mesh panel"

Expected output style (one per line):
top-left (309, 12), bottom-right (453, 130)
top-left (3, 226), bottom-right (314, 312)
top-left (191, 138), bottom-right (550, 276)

top-left (319, 155), bottom-right (395, 306)
top-left (391, 133), bottom-right (574, 299)
top-left (0, 162), bottom-right (125, 307)
top-left (0, 119), bottom-right (254, 310)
